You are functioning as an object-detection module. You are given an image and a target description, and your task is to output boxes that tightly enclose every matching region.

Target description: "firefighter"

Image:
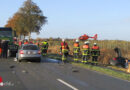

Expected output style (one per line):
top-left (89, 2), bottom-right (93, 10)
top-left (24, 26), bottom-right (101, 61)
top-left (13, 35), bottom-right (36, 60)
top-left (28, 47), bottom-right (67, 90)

top-left (82, 41), bottom-right (90, 64)
top-left (1, 40), bottom-right (9, 59)
top-left (29, 41), bottom-right (33, 44)
top-left (35, 41), bottom-right (39, 47)
top-left (24, 40), bottom-right (29, 45)
top-left (73, 39), bottom-right (80, 62)
top-left (60, 39), bottom-right (69, 63)
top-left (91, 43), bottom-right (100, 65)
top-left (18, 40), bottom-right (22, 47)
top-left (41, 40), bottom-right (48, 56)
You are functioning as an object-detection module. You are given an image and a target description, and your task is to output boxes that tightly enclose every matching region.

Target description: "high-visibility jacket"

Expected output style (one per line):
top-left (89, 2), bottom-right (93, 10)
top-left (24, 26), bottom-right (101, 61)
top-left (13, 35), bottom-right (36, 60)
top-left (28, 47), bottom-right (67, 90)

top-left (24, 42), bottom-right (29, 45)
top-left (61, 42), bottom-right (69, 53)
top-left (0, 48), bottom-right (2, 55)
top-left (91, 45), bottom-right (100, 56)
top-left (61, 42), bottom-right (69, 49)
top-left (19, 41), bottom-right (22, 46)
top-left (74, 43), bottom-right (79, 47)
top-left (92, 46), bottom-right (99, 50)
top-left (35, 42), bottom-right (39, 46)
top-left (41, 41), bottom-right (48, 49)
top-left (82, 44), bottom-right (90, 55)
top-left (73, 43), bottom-right (80, 53)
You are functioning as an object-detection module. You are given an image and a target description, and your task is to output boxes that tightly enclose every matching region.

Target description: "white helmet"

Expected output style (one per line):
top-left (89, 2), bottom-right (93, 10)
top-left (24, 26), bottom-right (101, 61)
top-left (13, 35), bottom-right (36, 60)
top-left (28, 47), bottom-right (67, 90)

top-left (94, 43), bottom-right (97, 45)
top-left (75, 39), bottom-right (79, 42)
top-left (62, 39), bottom-right (65, 42)
top-left (84, 41), bottom-right (89, 44)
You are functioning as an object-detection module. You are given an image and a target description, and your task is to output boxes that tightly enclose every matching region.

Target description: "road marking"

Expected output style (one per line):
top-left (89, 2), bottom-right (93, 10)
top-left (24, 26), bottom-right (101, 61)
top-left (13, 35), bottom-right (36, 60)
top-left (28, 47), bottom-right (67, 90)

top-left (57, 79), bottom-right (79, 90)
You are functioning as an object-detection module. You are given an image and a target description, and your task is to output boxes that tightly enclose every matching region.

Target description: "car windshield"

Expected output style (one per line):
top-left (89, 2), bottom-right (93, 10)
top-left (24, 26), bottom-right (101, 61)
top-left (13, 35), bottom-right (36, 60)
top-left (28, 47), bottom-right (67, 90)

top-left (23, 45), bottom-right (38, 50)
top-left (0, 31), bottom-right (12, 37)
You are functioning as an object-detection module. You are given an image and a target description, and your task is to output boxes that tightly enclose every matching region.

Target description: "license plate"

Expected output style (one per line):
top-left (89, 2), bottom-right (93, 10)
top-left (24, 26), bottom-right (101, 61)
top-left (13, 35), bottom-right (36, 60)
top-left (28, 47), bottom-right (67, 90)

top-left (27, 51), bottom-right (36, 54)
top-left (28, 51), bottom-right (31, 54)
top-left (33, 52), bottom-right (37, 54)
top-left (27, 51), bottom-right (33, 54)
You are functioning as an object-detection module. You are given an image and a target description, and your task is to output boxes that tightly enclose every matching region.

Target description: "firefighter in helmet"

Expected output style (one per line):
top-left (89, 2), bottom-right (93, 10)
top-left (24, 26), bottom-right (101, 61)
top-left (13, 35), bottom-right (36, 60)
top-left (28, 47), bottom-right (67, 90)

top-left (41, 40), bottom-right (49, 56)
top-left (81, 41), bottom-right (90, 64)
top-left (73, 39), bottom-right (80, 62)
top-left (91, 43), bottom-right (100, 65)
top-left (60, 39), bottom-right (69, 63)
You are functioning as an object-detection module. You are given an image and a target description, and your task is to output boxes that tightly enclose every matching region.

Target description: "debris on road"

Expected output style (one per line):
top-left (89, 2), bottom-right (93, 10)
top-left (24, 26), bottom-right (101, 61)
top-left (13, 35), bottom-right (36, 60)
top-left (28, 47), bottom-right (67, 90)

top-left (22, 70), bottom-right (28, 74)
top-left (72, 69), bottom-right (79, 72)
top-left (28, 62), bottom-right (31, 63)
top-left (14, 58), bottom-right (17, 62)
top-left (72, 66), bottom-right (79, 72)
top-left (12, 71), bottom-right (16, 74)
top-left (10, 65), bottom-right (15, 69)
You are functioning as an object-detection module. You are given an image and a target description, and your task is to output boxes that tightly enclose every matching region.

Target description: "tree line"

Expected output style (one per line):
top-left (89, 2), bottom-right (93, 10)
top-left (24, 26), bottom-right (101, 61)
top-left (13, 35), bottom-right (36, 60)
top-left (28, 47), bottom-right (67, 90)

top-left (5, 0), bottom-right (47, 39)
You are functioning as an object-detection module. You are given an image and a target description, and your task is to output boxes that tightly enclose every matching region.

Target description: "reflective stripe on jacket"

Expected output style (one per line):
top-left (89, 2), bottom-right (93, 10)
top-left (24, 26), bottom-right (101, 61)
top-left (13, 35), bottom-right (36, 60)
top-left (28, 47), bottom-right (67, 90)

top-left (82, 45), bottom-right (90, 55)
top-left (73, 43), bottom-right (80, 53)
top-left (42, 41), bottom-right (48, 49)
top-left (91, 46), bottom-right (100, 56)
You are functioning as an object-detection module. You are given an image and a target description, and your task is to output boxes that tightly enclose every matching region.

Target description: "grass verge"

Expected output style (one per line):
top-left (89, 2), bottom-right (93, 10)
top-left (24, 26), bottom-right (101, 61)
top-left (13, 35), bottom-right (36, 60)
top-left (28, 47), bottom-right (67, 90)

top-left (73, 63), bottom-right (130, 81)
top-left (47, 53), bottom-right (130, 81)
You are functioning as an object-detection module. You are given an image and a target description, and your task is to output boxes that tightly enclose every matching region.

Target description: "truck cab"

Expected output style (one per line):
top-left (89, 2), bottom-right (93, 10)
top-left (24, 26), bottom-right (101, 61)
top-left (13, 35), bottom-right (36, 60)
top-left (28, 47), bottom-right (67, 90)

top-left (0, 27), bottom-right (18, 57)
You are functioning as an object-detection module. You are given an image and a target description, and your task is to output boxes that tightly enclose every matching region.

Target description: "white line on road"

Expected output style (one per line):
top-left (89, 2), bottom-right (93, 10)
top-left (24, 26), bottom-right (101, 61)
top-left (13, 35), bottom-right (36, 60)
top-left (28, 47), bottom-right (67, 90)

top-left (57, 79), bottom-right (79, 90)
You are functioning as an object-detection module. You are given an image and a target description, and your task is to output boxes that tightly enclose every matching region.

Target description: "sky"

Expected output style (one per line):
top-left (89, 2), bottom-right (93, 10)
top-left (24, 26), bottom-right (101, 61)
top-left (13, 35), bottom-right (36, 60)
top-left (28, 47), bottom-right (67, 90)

top-left (0, 0), bottom-right (130, 40)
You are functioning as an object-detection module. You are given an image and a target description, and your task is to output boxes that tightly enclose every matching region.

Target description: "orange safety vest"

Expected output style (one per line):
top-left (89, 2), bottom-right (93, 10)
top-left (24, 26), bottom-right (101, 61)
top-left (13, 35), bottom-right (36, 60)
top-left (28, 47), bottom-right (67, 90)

top-left (92, 46), bottom-right (99, 50)
top-left (74, 43), bottom-right (79, 47)
top-left (83, 45), bottom-right (89, 49)
top-left (35, 42), bottom-right (38, 45)
top-left (24, 42), bottom-right (29, 45)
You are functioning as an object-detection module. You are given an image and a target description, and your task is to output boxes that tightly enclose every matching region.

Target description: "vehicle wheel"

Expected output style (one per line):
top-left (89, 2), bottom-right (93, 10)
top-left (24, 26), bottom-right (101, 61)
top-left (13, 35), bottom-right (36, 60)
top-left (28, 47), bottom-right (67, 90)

top-left (36, 58), bottom-right (41, 62)
top-left (18, 58), bottom-right (22, 62)
top-left (110, 60), bottom-right (117, 66)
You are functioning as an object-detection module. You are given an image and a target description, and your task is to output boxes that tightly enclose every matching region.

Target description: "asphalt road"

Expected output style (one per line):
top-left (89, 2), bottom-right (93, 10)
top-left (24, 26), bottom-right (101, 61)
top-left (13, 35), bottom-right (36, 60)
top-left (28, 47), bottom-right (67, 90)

top-left (0, 57), bottom-right (130, 90)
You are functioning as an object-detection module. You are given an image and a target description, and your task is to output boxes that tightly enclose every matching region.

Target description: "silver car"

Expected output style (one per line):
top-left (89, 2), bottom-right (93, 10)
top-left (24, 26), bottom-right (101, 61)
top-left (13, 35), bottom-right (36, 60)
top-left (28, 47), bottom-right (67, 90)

top-left (17, 44), bottom-right (41, 62)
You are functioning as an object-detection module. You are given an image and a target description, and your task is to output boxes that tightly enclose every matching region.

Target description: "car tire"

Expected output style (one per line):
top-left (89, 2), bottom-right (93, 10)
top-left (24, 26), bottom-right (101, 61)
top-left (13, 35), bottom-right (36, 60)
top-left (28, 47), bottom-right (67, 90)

top-left (18, 58), bottom-right (22, 62)
top-left (35, 58), bottom-right (41, 62)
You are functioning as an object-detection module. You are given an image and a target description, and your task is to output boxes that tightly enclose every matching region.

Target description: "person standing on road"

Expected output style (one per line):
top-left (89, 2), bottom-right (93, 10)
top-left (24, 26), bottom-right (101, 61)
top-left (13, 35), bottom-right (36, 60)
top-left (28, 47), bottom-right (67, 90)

top-left (18, 40), bottom-right (22, 47)
top-left (81, 41), bottom-right (90, 64)
top-left (73, 39), bottom-right (80, 62)
top-left (60, 39), bottom-right (69, 63)
top-left (91, 43), bottom-right (100, 65)
top-left (1, 40), bottom-right (9, 59)
top-left (41, 40), bottom-right (49, 56)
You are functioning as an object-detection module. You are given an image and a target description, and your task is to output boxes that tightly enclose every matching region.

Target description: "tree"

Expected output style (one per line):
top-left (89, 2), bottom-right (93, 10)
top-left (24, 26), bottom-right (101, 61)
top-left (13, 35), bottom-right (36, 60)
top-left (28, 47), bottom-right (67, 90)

top-left (5, 12), bottom-right (28, 39)
top-left (5, 0), bottom-right (47, 40)
top-left (19, 0), bottom-right (47, 39)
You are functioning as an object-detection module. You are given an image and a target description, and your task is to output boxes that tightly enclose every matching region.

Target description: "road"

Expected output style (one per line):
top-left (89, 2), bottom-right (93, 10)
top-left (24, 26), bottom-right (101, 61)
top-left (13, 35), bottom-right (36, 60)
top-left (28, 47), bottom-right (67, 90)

top-left (0, 57), bottom-right (130, 90)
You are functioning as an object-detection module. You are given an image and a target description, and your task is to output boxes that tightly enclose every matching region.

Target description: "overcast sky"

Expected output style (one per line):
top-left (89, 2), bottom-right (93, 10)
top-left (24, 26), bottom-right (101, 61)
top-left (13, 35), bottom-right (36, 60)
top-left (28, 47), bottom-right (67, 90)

top-left (0, 0), bottom-right (130, 40)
